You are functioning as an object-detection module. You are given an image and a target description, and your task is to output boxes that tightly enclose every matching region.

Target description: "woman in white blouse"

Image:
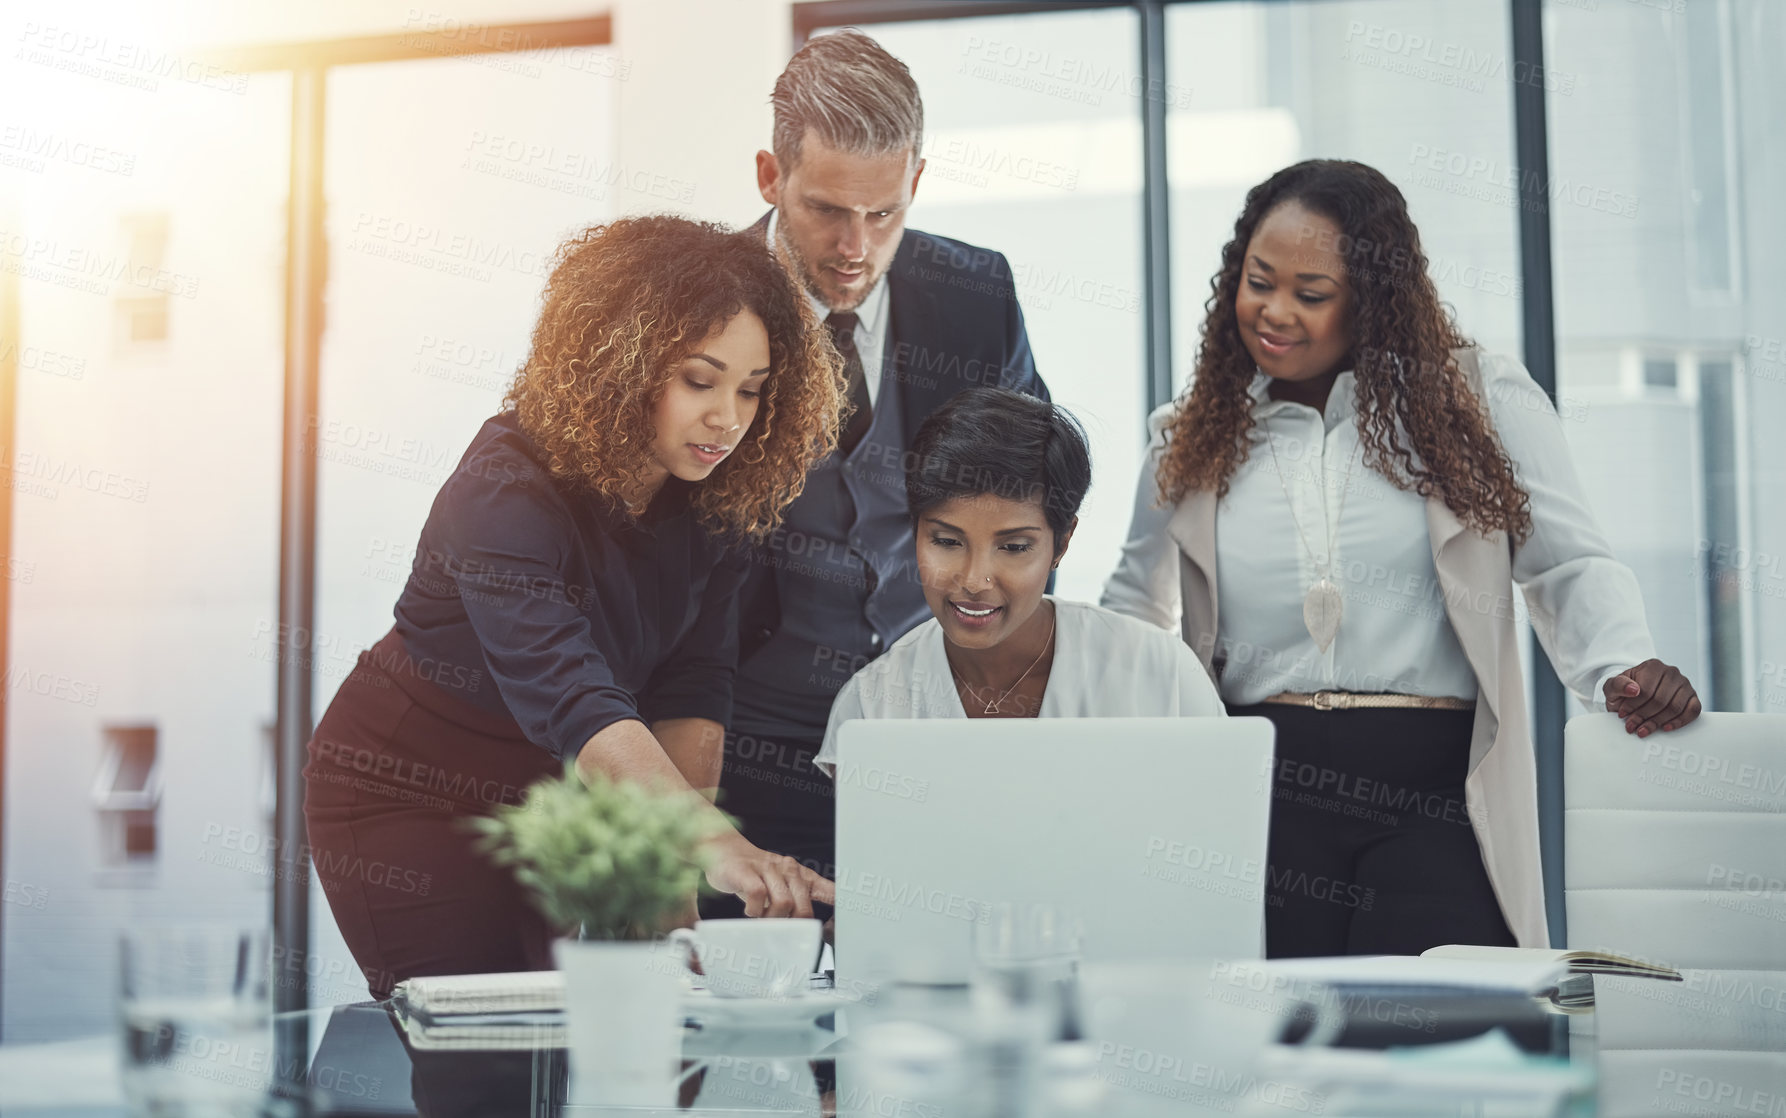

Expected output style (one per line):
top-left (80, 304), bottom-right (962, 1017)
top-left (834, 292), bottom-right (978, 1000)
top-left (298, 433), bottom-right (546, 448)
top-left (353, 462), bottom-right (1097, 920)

top-left (1103, 160), bottom-right (1700, 957)
top-left (815, 387), bottom-right (1223, 778)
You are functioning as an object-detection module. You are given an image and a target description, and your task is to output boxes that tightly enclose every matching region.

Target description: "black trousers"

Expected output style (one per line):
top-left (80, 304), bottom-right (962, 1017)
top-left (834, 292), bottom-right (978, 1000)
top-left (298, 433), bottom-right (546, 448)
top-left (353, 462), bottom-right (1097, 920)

top-left (702, 727), bottom-right (836, 921)
top-left (1231, 702), bottom-right (1517, 958)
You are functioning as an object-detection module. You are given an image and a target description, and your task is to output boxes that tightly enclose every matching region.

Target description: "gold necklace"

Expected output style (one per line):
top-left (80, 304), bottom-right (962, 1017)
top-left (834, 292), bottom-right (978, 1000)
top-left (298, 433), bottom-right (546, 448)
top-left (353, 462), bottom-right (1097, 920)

top-left (950, 606), bottom-right (1056, 716)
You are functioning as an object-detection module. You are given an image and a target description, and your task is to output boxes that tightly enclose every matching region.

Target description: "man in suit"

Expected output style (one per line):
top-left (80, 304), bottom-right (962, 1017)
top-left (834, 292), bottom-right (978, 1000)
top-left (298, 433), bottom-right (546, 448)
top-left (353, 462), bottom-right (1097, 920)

top-left (706, 29), bottom-right (1050, 917)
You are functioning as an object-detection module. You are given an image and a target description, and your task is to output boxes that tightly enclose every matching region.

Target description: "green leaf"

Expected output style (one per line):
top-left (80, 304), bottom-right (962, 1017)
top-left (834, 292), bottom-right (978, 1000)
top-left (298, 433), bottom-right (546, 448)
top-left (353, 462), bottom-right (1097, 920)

top-left (466, 764), bottom-right (726, 938)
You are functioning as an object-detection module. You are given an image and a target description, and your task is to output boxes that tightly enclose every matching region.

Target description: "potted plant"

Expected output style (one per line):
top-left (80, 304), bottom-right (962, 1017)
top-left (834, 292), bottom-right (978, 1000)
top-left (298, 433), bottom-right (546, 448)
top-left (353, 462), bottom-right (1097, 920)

top-left (472, 765), bottom-right (726, 1106)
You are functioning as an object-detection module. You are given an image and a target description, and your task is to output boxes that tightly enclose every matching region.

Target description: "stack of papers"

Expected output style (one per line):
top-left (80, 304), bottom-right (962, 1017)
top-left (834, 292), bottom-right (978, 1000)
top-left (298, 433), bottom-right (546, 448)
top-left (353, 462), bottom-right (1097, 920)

top-left (393, 970), bottom-right (568, 1015)
top-left (389, 969), bottom-right (841, 1050)
top-left (390, 971), bottom-right (573, 1051)
top-left (1260, 954), bottom-right (1571, 997)
top-left (391, 1002), bottom-right (567, 1051)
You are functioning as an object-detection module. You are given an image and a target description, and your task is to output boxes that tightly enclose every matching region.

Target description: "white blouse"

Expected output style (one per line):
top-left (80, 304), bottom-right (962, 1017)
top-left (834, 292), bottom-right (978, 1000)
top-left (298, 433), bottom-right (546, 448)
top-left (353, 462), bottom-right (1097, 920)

top-left (814, 597), bottom-right (1225, 778)
top-left (1103, 351), bottom-right (1656, 709)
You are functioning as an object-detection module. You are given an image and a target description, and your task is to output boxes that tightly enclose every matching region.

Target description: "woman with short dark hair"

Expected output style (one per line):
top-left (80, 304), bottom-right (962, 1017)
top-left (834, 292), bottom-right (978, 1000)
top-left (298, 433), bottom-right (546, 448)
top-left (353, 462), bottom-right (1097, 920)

top-left (813, 387), bottom-right (1223, 777)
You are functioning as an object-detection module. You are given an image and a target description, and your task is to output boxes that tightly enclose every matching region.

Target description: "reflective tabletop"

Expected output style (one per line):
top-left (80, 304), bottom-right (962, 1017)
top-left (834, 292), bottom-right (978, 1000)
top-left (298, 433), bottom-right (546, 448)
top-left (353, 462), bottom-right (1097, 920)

top-left (2, 968), bottom-right (1781, 1117)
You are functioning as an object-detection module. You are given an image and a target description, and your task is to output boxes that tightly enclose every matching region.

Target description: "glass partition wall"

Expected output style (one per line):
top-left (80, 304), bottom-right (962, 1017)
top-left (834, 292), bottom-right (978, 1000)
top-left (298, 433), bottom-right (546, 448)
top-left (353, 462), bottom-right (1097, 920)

top-left (1166, 0), bottom-right (1524, 380)
top-left (1545, 0), bottom-right (1786, 718)
top-left (852, 9), bottom-right (1148, 605)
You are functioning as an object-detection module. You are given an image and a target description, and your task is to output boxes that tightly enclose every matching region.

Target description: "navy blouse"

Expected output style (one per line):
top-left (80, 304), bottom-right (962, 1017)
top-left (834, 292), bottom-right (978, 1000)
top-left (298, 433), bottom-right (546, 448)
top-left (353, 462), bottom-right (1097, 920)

top-left (390, 413), bottom-right (748, 762)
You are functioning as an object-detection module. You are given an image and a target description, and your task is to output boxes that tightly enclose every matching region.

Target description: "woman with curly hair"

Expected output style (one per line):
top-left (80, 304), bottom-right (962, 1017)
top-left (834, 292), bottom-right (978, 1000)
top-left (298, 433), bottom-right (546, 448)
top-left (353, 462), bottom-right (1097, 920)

top-left (1104, 160), bottom-right (1699, 957)
top-left (304, 216), bottom-right (845, 994)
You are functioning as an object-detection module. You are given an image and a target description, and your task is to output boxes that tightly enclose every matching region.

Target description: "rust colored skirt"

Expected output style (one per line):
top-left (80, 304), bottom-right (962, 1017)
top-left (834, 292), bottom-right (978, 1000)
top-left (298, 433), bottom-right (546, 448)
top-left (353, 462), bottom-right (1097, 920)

top-left (303, 629), bottom-right (562, 999)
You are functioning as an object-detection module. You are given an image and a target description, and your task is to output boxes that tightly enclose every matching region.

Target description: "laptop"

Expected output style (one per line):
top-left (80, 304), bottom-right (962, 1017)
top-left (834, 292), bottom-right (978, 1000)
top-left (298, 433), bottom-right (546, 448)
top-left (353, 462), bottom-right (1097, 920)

top-left (832, 716), bottom-right (1275, 989)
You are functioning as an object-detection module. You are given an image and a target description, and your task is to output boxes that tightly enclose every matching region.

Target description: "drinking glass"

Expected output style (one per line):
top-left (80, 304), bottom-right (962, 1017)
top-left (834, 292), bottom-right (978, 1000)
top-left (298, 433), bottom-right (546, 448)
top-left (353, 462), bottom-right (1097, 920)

top-left (119, 925), bottom-right (272, 1117)
top-left (970, 902), bottom-right (1085, 1041)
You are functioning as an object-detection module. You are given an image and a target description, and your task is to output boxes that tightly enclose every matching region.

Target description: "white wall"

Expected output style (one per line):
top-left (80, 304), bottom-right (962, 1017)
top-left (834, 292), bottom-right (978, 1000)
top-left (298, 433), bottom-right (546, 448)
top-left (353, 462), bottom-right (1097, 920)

top-left (610, 0), bottom-right (792, 223)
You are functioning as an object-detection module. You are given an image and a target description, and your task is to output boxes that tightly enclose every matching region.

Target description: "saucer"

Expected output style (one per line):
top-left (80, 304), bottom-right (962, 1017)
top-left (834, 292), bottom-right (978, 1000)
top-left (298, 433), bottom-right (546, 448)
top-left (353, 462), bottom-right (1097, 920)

top-left (681, 987), bottom-right (848, 1030)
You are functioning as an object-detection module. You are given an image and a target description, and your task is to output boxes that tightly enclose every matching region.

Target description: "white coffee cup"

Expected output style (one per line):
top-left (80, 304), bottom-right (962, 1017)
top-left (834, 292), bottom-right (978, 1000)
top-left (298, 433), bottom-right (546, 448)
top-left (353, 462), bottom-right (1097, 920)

top-left (667, 918), bottom-right (822, 999)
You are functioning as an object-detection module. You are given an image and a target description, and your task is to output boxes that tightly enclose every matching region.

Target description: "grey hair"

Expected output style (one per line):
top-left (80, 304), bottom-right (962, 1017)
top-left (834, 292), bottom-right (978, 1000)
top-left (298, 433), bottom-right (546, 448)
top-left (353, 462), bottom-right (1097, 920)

top-left (772, 28), bottom-right (924, 169)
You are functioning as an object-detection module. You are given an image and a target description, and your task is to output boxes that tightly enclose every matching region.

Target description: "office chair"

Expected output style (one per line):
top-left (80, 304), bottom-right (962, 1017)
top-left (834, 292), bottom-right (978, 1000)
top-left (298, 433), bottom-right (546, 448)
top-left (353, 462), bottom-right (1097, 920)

top-left (1565, 713), bottom-right (1786, 1118)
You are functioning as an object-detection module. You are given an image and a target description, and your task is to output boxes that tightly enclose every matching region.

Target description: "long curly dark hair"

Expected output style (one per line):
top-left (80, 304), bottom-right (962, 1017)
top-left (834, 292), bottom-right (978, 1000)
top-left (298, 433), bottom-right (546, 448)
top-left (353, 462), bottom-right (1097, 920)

top-left (503, 216), bottom-right (844, 542)
top-left (1158, 160), bottom-right (1532, 544)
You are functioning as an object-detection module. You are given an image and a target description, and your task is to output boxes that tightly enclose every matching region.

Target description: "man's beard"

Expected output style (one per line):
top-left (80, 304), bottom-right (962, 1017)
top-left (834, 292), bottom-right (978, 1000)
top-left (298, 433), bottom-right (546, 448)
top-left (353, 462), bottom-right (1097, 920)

top-left (773, 218), bottom-right (882, 313)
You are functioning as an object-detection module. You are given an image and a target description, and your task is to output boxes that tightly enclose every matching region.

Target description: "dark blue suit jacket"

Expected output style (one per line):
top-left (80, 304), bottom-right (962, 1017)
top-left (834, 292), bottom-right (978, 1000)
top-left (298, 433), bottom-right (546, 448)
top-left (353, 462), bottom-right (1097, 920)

top-left (730, 218), bottom-right (1050, 749)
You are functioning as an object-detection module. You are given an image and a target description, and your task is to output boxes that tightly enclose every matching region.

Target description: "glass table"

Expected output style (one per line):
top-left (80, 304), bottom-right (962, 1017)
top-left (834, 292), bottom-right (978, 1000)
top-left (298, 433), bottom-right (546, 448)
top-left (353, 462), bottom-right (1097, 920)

top-left (292, 998), bottom-right (844, 1115)
top-left (2, 968), bottom-right (1780, 1117)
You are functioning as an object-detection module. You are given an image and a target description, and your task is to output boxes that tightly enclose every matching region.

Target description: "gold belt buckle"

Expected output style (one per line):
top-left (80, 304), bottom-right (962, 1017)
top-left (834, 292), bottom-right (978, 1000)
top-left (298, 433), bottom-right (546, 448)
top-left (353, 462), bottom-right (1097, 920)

top-left (1312, 690), bottom-right (1340, 711)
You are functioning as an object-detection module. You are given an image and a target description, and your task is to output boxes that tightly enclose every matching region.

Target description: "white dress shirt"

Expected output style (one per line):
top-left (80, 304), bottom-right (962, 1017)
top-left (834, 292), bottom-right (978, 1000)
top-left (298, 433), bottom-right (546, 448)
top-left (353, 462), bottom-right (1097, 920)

top-left (1107, 350), bottom-right (1655, 709)
top-left (814, 597), bottom-right (1225, 778)
top-left (767, 207), bottom-right (890, 406)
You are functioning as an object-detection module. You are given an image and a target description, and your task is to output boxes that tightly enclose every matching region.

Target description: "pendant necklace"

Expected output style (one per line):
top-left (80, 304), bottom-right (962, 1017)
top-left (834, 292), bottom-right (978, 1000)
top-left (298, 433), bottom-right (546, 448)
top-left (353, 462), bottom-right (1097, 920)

top-left (1265, 426), bottom-right (1356, 653)
top-left (950, 606), bottom-right (1056, 716)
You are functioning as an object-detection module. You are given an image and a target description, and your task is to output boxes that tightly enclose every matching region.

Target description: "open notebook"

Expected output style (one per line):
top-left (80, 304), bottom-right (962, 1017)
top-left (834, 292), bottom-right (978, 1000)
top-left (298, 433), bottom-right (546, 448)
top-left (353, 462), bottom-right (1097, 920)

top-left (1420, 945), bottom-right (1681, 980)
top-left (1420, 945), bottom-right (1681, 1012)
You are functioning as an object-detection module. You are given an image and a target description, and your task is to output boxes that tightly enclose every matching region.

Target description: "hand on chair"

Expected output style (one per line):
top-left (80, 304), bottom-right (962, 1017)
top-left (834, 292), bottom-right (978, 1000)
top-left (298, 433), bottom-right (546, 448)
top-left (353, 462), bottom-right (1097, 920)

top-left (1604, 659), bottom-right (1702, 738)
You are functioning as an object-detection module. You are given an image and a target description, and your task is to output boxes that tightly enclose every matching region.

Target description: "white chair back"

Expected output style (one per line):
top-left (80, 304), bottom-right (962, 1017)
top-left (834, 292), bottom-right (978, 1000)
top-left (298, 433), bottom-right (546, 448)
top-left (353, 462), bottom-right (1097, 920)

top-left (1565, 712), bottom-right (1786, 967)
top-left (1564, 713), bottom-right (1786, 1118)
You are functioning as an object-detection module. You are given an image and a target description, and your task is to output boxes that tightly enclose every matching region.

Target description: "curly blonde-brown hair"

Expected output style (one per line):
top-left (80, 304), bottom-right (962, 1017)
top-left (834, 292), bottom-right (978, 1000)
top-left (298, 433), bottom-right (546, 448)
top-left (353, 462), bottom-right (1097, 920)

top-left (503, 216), bottom-right (844, 542)
top-left (1159, 160), bottom-right (1532, 545)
